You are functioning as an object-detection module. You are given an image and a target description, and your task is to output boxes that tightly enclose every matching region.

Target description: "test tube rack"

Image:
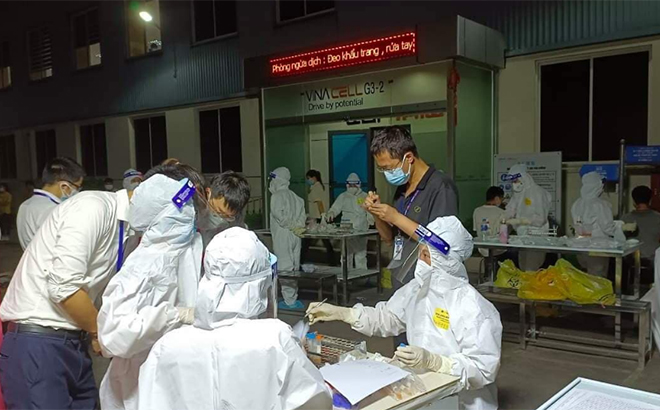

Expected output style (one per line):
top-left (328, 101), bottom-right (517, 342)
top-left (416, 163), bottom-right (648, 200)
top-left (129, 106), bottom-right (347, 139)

top-left (308, 334), bottom-right (367, 367)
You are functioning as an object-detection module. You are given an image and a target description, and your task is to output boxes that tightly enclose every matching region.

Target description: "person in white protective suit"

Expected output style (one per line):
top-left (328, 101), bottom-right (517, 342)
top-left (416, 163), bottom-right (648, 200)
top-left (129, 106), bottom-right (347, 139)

top-left (326, 173), bottom-right (375, 270)
top-left (97, 172), bottom-right (203, 410)
top-left (571, 172), bottom-right (619, 277)
top-left (307, 216), bottom-right (502, 410)
top-left (137, 227), bottom-right (332, 410)
top-left (269, 167), bottom-right (307, 310)
top-left (504, 164), bottom-right (552, 271)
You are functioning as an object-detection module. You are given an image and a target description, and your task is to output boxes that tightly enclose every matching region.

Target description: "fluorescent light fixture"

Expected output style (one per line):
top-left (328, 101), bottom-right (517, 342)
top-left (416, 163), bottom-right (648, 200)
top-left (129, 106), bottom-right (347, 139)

top-left (139, 11), bottom-right (153, 22)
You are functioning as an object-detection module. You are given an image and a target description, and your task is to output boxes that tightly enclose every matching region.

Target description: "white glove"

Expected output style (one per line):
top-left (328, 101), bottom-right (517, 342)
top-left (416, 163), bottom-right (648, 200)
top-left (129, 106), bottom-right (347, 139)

top-left (394, 345), bottom-right (453, 373)
top-left (519, 217), bottom-right (531, 226)
top-left (622, 222), bottom-right (637, 232)
top-left (506, 218), bottom-right (521, 226)
top-left (176, 307), bottom-right (195, 325)
top-left (306, 302), bottom-right (356, 326)
top-left (325, 212), bottom-right (335, 223)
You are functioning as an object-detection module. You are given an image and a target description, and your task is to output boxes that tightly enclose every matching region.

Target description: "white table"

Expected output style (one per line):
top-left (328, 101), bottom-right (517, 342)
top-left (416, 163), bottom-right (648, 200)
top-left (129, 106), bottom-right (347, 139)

top-left (537, 377), bottom-right (660, 409)
top-left (360, 371), bottom-right (459, 410)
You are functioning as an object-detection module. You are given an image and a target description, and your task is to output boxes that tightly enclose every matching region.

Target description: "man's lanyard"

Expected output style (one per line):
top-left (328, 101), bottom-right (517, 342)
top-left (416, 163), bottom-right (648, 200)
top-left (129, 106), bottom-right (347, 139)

top-left (116, 221), bottom-right (125, 272)
top-left (33, 192), bottom-right (59, 205)
top-left (398, 190), bottom-right (420, 217)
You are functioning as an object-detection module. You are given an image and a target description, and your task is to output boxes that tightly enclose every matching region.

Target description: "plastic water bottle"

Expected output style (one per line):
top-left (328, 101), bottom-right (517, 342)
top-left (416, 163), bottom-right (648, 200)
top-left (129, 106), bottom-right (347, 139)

top-left (480, 218), bottom-right (488, 240)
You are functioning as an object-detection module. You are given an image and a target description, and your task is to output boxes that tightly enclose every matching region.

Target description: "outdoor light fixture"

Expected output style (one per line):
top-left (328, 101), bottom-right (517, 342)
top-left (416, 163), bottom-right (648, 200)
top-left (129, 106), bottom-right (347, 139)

top-left (139, 11), bottom-right (153, 22)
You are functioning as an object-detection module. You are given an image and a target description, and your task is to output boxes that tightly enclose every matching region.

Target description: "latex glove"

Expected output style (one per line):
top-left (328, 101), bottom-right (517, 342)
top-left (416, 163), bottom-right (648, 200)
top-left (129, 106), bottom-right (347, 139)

top-left (395, 345), bottom-right (453, 373)
top-left (177, 307), bottom-right (195, 325)
top-left (622, 222), bottom-right (637, 232)
top-left (519, 217), bottom-right (532, 226)
top-left (506, 218), bottom-right (521, 225)
top-left (292, 227), bottom-right (306, 237)
top-left (325, 212), bottom-right (335, 223)
top-left (306, 302), bottom-right (356, 326)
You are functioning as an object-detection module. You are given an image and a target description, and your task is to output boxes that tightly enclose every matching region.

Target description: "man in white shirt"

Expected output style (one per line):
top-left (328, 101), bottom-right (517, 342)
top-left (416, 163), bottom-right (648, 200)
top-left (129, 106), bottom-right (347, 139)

top-left (473, 186), bottom-right (506, 258)
top-left (0, 164), bottom-right (201, 410)
top-left (16, 157), bottom-right (85, 250)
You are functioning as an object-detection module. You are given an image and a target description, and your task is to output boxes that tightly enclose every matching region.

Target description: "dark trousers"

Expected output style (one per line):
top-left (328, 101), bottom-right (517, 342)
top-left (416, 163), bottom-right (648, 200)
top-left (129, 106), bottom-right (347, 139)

top-left (0, 214), bottom-right (11, 236)
top-left (301, 219), bottom-right (335, 265)
top-left (0, 331), bottom-right (97, 410)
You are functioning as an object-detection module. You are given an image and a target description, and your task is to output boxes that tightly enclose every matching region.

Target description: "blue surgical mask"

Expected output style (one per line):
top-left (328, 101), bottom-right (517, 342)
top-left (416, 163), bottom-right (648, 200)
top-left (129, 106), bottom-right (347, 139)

top-left (384, 156), bottom-right (411, 186)
top-left (306, 179), bottom-right (315, 186)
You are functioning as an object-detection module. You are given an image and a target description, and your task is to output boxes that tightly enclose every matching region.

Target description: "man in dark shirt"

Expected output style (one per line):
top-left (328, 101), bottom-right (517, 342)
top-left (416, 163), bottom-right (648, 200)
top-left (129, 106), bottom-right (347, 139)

top-left (363, 126), bottom-right (459, 287)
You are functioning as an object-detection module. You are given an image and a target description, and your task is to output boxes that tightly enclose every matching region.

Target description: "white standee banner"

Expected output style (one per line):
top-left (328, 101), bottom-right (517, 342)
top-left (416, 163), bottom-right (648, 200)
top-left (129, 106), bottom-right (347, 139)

top-left (494, 152), bottom-right (563, 224)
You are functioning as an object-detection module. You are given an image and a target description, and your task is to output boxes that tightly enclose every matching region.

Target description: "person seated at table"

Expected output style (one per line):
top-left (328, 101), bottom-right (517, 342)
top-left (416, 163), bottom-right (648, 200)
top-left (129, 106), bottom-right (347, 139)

top-left (137, 227), bottom-right (331, 410)
top-left (623, 186), bottom-right (660, 267)
top-left (307, 216), bottom-right (502, 410)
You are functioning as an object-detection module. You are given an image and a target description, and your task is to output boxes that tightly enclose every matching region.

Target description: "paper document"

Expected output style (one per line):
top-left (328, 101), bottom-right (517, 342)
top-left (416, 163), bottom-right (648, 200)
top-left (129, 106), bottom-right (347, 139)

top-left (319, 359), bottom-right (410, 405)
top-left (549, 389), bottom-right (660, 410)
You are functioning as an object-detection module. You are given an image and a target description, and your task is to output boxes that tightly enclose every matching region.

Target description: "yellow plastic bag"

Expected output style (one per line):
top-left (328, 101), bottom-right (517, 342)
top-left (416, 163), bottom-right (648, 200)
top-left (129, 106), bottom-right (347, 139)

top-left (553, 259), bottom-right (616, 305)
top-left (381, 268), bottom-right (393, 289)
top-left (494, 260), bottom-right (534, 289)
top-left (518, 266), bottom-right (566, 301)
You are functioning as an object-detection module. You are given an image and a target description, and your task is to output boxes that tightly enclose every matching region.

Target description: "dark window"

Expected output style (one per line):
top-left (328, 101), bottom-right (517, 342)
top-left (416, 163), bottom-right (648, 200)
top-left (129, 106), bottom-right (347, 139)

top-left (28, 27), bottom-right (53, 81)
top-left (35, 129), bottom-right (57, 174)
top-left (199, 106), bottom-right (242, 173)
top-left (134, 116), bottom-right (168, 173)
top-left (540, 60), bottom-right (590, 162)
top-left (72, 8), bottom-right (101, 70)
top-left (592, 52), bottom-right (648, 161)
top-left (80, 123), bottom-right (108, 177)
top-left (0, 41), bottom-right (10, 89)
top-left (125, 0), bottom-right (162, 57)
top-left (540, 51), bottom-right (649, 162)
top-left (193, 0), bottom-right (237, 43)
top-left (278, 0), bottom-right (334, 22)
top-left (0, 135), bottom-right (17, 179)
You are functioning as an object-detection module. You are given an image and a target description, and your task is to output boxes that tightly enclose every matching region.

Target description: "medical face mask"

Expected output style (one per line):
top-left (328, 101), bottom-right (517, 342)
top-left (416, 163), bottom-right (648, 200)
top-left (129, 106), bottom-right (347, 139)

top-left (60, 183), bottom-right (79, 201)
top-left (104, 184), bottom-right (114, 191)
top-left (126, 182), bottom-right (140, 191)
top-left (347, 186), bottom-right (360, 195)
top-left (306, 179), bottom-right (315, 187)
top-left (269, 180), bottom-right (277, 194)
top-left (512, 181), bottom-right (524, 193)
top-left (384, 155), bottom-right (412, 186)
top-left (414, 259), bottom-right (434, 284)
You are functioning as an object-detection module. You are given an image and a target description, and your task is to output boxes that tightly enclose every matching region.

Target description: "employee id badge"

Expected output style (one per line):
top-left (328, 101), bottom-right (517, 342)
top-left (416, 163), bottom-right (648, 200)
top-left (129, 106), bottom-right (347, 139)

top-left (393, 234), bottom-right (404, 261)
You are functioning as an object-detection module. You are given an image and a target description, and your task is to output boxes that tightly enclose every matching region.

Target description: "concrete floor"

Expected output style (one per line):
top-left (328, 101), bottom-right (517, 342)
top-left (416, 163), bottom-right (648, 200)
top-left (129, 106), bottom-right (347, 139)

top-left (1, 239), bottom-right (659, 410)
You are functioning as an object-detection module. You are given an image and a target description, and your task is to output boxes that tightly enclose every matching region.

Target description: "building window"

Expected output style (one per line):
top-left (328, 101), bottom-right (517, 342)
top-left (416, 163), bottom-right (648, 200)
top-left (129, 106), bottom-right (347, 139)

top-left (27, 27), bottom-right (53, 81)
top-left (80, 123), bottom-right (108, 177)
top-left (72, 8), bottom-right (101, 70)
top-left (134, 116), bottom-right (167, 173)
top-left (0, 41), bottom-right (11, 89)
top-left (125, 0), bottom-right (162, 57)
top-left (193, 0), bottom-right (237, 43)
top-left (0, 135), bottom-right (17, 179)
top-left (35, 129), bottom-right (57, 174)
top-left (199, 106), bottom-right (242, 174)
top-left (540, 51), bottom-right (649, 162)
top-left (277, 0), bottom-right (334, 23)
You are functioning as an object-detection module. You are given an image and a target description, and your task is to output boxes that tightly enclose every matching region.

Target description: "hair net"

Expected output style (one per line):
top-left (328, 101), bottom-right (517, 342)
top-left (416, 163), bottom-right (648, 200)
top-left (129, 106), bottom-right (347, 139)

top-left (423, 216), bottom-right (474, 284)
top-left (580, 171), bottom-right (604, 199)
top-left (128, 174), bottom-right (195, 246)
top-left (195, 227), bottom-right (273, 329)
top-left (123, 168), bottom-right (144, 190)
top-left (346, 172), bottom-right (361, 184)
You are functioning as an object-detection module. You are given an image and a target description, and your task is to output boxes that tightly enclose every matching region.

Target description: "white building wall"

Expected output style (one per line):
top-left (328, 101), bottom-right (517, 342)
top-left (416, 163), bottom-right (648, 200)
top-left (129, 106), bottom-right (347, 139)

top-left (498, 36), bottom-right (660, 224)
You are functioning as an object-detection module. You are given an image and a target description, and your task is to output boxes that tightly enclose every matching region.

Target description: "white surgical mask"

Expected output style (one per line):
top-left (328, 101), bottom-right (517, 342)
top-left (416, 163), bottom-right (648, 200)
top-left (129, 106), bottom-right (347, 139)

top-left (414, 259), bottom-right (434, 285)
top-left (60, 183), bottom-right (79, 201)
top-left (346, 186), bottom-right (360, 195)
top-left (512, 181), bottom-right (524, 193)
top-left (104, 184), bottom-right (114, 191)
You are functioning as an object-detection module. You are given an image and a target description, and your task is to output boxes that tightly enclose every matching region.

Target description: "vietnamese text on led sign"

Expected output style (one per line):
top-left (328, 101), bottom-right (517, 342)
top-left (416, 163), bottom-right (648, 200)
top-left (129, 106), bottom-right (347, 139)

top-left (270, 32), bottom-right (416, 77)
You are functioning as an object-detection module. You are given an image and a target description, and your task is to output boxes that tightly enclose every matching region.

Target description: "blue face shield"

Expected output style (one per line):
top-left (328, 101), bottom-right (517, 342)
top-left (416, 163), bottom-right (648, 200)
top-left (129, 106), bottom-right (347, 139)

top-left (384, 155), bottom-right (412, 186)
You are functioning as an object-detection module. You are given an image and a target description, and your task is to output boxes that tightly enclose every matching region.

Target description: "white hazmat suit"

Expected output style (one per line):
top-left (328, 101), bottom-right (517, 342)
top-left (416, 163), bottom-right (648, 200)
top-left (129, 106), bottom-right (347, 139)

top-left (308, 216), bottom-right (502, 410)
top-left (571, 172), bottom-right (617, 276)
top-left (505, 164), bottom-right (552, 271)
top-left (270, 167), bottom-right (307, 306)
top-left (327, 173), bottom-right (374, 270)
top-left (137, 227), bottom-right (332, 410)
top-left (98, 174), bottom-right (202, 410)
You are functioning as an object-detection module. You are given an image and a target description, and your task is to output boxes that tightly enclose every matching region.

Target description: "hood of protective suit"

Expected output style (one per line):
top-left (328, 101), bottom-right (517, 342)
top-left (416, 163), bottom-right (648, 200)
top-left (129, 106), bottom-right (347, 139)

top-left (123, 168), bottom-right (143, 190)
top-left (346, 172), bottom-right (361, 184)
top-left (270, 167), bottom-right (291, 193)
top-left (128, 174), bottom-right (196, 246)
top-left (580, 171), bottom-right (604, 200)
top-left (508, 164), bottom-right (534, 189)
top-left (195, 227), bottom-right (273, 329)
top-left (414, 216), bottom-right (473, 288)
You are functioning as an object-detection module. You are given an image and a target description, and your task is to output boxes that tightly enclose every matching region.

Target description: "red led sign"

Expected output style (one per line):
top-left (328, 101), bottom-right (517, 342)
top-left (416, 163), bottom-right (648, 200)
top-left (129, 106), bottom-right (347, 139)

top-left (270, 32), bottom-right (416, 77)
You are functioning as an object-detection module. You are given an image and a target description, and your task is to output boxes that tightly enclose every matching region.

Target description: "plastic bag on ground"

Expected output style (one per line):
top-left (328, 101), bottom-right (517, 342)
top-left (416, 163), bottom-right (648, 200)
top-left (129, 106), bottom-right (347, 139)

top-left (553, 259), bottom-right (615, 305)
top-left (494, 260), bottom-right (534, 289)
